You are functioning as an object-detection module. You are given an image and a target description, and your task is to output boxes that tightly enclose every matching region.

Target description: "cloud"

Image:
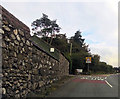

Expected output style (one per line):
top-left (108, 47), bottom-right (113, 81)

top-left (1, 0), bottom-right (119, 2)
top-left (1, 1), bottom-right (118, 67)
top-left (90, 42), bottom-right (118, 66)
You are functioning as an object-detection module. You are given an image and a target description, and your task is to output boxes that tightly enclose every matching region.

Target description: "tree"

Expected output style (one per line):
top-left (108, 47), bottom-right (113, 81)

top-left (72, 30), bottom-right (85, 47)
top-left (31, 13), bottom-right (61, 44)
top-left (92, 54), bottom-right (100, 65)
top-left (51, 38), bottom-right (69, 53)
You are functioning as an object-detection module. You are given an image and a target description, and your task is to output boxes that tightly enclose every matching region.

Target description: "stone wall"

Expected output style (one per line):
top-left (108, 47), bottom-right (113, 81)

top-left (1, 7), bottom-right (69, 98)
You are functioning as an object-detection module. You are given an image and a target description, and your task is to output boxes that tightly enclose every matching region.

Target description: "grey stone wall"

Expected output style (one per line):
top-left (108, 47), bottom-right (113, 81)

top-left (1, 7), bottom-right (69, 98)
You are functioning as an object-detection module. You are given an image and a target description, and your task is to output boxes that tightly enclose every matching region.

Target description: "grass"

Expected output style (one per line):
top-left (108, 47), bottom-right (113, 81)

top-left (26, 75), bottom-right (74, 98)
top-left (45, 76), bottom-right (74, 96)
top-left (30, 35), bottom-right (60, 61)
top-left (90, 71), bottom-right (115, 75)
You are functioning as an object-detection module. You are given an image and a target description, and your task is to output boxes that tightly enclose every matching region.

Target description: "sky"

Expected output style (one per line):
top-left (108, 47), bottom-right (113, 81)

top-left (1, 0), bottom-right (119, 67)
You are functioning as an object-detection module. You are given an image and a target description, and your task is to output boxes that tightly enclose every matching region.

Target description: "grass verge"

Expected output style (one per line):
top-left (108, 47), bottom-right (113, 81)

top-left (26, 75), bottom-right (75, 98)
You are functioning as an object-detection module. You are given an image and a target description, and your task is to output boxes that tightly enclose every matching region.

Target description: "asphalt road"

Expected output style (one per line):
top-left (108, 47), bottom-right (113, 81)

top-left (48, 74), bottom-right (119, 97)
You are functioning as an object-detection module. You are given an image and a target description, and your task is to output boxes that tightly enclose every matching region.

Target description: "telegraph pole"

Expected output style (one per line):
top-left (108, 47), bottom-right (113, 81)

top-left (88, 63), bottom-right (89, 72)
top-left (68, 41), bottom-right (72, 74)
top-left (70, 43), bottom-right (72, 56)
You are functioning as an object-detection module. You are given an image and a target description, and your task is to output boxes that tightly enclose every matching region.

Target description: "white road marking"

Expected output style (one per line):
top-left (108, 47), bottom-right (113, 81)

top-left (81, 77), bottom-right (83, 79)
top-left (91, 78), bottom-right (94, 80)
top-left (92, 78), bottom-right (94, 80)
top-left (81, 76), bottom-right (108, 82)
top-left (94, 78), bottom-right (96, 80)
top-left (105, 77), bottom-right (107, 79)
top-left (105, 80), bottom-right (113, 88)
top-left (81, 77), bottom-right (85, 79)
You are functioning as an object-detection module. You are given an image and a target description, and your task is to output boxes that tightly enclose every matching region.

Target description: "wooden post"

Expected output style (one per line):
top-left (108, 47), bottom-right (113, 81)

top-left (70, 43), bottom-right (72, 56)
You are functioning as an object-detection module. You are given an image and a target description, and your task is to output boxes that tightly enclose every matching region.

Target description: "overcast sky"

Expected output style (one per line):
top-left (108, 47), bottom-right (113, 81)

top-left (1, 0), bottom-right (119, 67)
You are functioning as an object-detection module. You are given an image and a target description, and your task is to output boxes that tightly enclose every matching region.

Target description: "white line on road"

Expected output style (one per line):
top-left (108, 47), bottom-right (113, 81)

top-left (105, 80), bottom-right (113, 88)
top-left (100, 78), bottom-right (104, 80)
top-left (105, 77), bottom-right (107, 79)
top-left (91, 78), bottom-right (94, 80)
top-left (81, 77), bottom-right (84, 79)
top-left (94, 78), bottom-right (96, 80)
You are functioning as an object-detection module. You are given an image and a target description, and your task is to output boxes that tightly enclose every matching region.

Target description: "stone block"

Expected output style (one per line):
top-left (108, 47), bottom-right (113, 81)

top-left (15, 90), bottom-right (19, 94)
top-left (2, 41), bottom-right (6, 48)
top-left (5, 36), bottom-right (11, 42)
top-left (2, 88), bottom-right (6, 94)
top-left (18, 29), bottom-right (24, 36)
top-left (32, 69), bottom-right (39, 75)
top-left (26, 40), bottom-right (30, 46)
top-left (10, 34), bottom-right (16, 40)
top-left (3, 20), bottom-right (8, 25)
top-left (8, 43), bottom-right (14, 50)
top-left (13, 29), bottom-right (18, 35)
top-left (38, 81), bottom-right (44, 87)
top-left (21, 37), bottom-right (25, 43)
top-left (2, 25), bottom-right (10, 31)
top-left (20, 43), bottom-right (23, 47)
top-left (16, 35), bottom-right (20, 41)
top-left (0, 28), bottom-right (4, 34)
top-left (14, 40), bottom-right (19, 45)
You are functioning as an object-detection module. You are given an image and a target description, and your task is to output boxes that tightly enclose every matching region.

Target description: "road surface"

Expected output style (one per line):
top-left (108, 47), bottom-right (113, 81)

top-left (48, 74), bottom-right (119, 98)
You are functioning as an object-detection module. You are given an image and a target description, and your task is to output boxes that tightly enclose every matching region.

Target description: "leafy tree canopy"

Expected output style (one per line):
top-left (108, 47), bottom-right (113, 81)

top-left (31, 13), bottom-right (61, 37)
